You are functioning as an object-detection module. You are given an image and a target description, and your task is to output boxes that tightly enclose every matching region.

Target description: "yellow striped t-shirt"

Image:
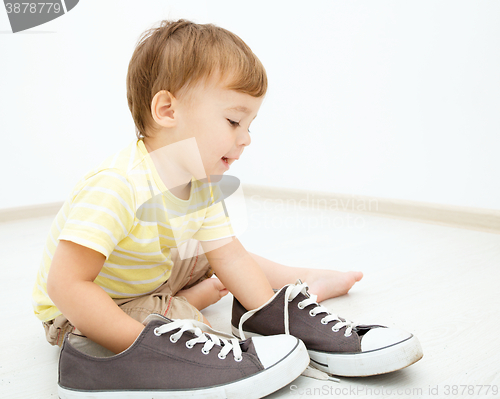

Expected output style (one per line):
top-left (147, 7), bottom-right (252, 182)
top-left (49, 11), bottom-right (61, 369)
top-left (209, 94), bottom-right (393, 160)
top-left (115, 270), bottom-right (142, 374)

top-left (32, 139), bottom-right (234, 322)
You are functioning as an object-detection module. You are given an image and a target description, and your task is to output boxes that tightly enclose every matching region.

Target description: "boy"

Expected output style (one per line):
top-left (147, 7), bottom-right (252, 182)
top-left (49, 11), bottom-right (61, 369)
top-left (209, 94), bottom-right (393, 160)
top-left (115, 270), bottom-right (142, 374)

top-left (33, 19), bottom-right (422, 398)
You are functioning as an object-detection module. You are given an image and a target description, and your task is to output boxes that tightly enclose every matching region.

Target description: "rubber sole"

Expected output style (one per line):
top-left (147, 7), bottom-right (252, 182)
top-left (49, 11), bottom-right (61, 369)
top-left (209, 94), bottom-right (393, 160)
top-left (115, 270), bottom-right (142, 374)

top-left (232, 326), bottom-right (423, 378)
top-left (309, 335), bottom-right (423, 377)
top-left (58, 339), bottom-right (309, 399)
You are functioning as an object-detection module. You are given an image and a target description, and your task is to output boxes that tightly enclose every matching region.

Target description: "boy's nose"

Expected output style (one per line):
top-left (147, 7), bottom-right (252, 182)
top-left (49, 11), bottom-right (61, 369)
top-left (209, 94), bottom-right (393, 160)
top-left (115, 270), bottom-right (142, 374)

top-left (237, 129), bottom-right (251, 147)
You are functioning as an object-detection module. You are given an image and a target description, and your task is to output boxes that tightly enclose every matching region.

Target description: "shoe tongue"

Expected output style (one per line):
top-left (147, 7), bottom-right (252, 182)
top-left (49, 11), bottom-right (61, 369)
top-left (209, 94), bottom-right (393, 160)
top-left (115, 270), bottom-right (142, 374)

top-left (294, 278), bottom-right (310, 298)
top-left (142, 313), bottom-right (173, 326)
top-left (240, 338), bottom-right (258, 357)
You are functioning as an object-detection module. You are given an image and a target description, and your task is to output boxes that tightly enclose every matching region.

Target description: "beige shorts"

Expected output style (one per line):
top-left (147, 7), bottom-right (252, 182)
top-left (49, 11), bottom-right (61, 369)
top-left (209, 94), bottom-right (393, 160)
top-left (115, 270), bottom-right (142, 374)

top-left (43, 239), bottom-right (213, 347)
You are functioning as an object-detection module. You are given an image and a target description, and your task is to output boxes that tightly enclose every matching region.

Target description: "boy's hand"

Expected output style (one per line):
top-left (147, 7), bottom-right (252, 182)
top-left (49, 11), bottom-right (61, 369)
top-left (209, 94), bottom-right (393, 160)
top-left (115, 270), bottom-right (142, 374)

top-left (47, 240), bottom-right (145, 354)
top-left (177, 276), bottom-right (228, 311)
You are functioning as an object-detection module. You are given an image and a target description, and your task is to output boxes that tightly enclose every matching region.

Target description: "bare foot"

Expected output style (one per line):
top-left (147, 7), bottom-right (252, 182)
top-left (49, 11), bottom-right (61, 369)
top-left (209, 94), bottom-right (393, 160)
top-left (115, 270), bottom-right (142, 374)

top-left (304, 269), bottom-right (363, 303)
top-left (177, 277), bottom-right (229, 311)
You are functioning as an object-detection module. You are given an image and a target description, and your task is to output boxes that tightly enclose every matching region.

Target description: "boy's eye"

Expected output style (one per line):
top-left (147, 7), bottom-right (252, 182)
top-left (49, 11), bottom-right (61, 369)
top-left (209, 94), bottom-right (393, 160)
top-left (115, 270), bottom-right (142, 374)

top-left (227, 118), bottom-right (251, 133)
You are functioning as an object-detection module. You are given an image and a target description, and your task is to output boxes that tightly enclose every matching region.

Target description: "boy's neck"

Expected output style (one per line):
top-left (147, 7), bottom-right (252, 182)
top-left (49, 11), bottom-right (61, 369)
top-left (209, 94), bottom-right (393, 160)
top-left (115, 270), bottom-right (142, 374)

top-left (143, 136), bottom-right (206, 201)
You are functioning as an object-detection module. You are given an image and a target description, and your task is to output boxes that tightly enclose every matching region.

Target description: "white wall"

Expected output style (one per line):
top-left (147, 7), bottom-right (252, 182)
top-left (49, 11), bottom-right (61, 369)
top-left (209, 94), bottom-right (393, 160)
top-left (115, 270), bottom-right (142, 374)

top-left (1, 0), bottom-right (499, 210)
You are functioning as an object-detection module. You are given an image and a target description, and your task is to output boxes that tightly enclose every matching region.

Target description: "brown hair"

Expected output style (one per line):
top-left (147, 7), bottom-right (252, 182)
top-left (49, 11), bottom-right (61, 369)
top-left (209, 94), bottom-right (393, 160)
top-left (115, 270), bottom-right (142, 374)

top-left (126, 19), bottom-right (268, 139)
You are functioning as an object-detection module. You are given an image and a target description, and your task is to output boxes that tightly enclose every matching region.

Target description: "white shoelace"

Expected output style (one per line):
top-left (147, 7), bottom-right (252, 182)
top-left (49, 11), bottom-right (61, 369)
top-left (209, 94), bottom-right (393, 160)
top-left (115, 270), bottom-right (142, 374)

top-left (237, 280), bottom-right (344, 382)
top-left (284, 282), bottom-right (360, 337)
top-left (154, 319), bottom-right (243, 362)
top-left (238, 280), bottom-right (359, 340)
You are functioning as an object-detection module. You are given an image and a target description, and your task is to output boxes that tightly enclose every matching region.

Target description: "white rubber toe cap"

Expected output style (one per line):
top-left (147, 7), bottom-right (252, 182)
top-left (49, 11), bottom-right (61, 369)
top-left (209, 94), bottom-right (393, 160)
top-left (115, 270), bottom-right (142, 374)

top-left (361, 327), bottom-right (412, 352)
top-left (252, 334), bottom-right (301, 369)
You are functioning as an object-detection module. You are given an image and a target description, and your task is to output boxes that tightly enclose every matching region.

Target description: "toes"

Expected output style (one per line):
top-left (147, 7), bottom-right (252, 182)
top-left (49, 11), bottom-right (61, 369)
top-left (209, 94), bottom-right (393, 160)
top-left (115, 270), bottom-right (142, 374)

top-left (352, 271), bottom-right (363, 281)
top-left (344, 271), bottom-right (363, 289)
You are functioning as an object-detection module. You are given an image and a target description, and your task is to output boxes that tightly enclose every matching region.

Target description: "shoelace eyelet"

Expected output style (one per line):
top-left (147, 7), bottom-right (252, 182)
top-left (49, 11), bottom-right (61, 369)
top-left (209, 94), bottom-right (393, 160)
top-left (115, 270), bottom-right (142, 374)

top-left (320, 319), bottom-right (328, 325)
top-left (186, 341), bottom-right (194, 349)
top-left (201, 348), bottom-right (210, 355)
top-left (218, 352), bottom-right (226, 360)
top-left (344, 332), bottom-right (352, 337)
top-left (297, 302), bottom-right (305, 310)
top-left (170, 335), bottom-right (178, 343)
top-left (153, 327), bottom-right (161, 337)
top-left (332, 327), bottom-right (340, 333)
top-left (234, 356), bottom-right (243, 362)
top-left (309, 309), bottom-right (316, 317)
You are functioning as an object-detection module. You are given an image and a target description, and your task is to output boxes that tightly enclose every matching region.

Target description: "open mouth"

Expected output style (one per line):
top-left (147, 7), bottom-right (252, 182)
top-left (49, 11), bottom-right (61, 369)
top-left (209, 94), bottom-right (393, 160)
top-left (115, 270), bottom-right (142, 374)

top-left (222, 156), bottom-right (229, 166)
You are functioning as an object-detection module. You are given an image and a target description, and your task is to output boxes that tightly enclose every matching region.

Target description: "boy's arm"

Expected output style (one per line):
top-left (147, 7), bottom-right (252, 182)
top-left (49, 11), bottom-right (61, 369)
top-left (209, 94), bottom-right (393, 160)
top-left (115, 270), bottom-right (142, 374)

top-left (47, 240), bottom-right (144, 354)
top-left (200, 237), bottom-right (274, 310)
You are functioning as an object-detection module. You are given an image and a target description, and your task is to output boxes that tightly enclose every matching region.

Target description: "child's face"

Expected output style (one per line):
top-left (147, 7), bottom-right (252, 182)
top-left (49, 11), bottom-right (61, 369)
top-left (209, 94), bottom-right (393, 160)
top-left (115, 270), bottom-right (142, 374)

top-left (175, 78), bottom-right (264, 178)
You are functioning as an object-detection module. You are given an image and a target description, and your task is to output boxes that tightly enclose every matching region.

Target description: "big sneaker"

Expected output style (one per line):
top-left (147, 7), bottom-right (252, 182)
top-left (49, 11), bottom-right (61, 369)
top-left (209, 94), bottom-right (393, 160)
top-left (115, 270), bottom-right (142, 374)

top-left (232, 280), bottom-right (423, 377)
top-left (58, 314), bottom-right (309, 399)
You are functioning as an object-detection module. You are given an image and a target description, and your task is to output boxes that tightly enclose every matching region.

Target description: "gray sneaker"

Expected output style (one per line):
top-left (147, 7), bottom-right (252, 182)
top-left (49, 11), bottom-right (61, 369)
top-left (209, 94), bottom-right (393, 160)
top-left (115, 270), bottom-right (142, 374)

top-left (232, 280), bottom-right (423, 377)
top-left (58, 314), bottom-right (309, 398)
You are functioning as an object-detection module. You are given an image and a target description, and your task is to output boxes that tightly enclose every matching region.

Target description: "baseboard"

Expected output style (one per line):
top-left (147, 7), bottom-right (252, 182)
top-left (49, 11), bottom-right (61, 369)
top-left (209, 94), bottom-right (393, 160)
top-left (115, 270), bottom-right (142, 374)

top-left (0, 201), bottom-right (63, 223)
top-left (241, 184), bottom-right (500, 234)
top-left (2, 187), bottom-right (499, 234)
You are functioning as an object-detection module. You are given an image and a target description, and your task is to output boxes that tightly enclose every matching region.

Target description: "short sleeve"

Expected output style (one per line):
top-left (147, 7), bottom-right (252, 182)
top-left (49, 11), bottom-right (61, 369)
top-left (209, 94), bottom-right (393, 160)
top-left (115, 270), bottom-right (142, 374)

top-left (58, 170), bottom-right (136, 258)
top-left (192, 200), bottom-right (235, 242)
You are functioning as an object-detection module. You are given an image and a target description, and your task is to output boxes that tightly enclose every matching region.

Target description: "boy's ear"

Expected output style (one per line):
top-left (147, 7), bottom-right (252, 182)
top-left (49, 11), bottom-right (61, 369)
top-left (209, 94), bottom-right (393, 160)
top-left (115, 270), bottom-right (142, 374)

top-left (150, 90), bottom-right (177, 128)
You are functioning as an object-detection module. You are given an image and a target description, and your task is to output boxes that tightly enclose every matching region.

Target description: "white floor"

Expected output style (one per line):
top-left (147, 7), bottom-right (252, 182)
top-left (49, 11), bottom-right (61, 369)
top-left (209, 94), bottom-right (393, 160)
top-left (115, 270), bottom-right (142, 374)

top-left (1, 196), bottom-right (499, 398)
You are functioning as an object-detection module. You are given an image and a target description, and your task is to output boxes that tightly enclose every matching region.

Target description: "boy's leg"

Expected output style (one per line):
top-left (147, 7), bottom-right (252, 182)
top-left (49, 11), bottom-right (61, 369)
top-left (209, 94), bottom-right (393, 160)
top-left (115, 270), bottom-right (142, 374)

top-left (115, 239), bottom-right (213, 324)
top-left (43, 239), bottom-right (214, 346)
top-left (248, 252), bottom-right (363, 302)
